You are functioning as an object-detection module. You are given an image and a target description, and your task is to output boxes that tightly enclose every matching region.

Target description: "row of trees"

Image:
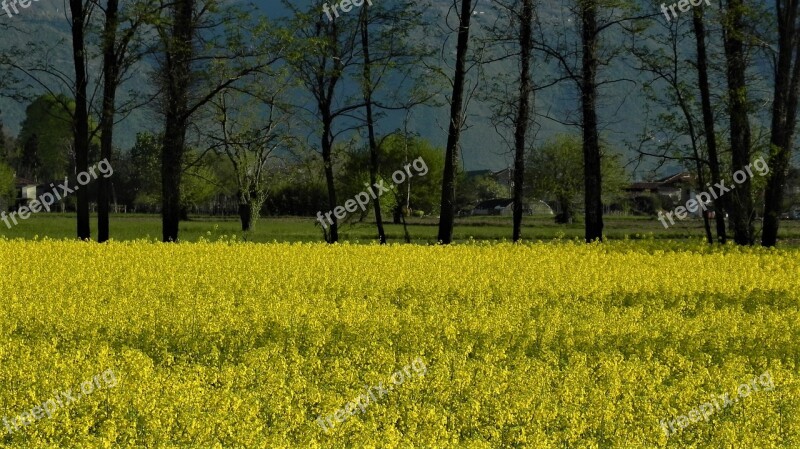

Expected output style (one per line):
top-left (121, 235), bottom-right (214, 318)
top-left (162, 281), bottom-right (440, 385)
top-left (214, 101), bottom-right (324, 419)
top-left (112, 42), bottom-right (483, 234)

top-left (0, 113), bottom-right (440, 216)
top-left (1, 0), bottom-right (799, 246)
top-left (2, 105), bottom-right (632, 229)
top-left (0, 0), bottom-right (440, 243)
top-left (463, 0), bottom-right (800, 246)
top-left (0, 98), bottom-right (641, 225)
top-left (626, 0), bottom-right (800, 246)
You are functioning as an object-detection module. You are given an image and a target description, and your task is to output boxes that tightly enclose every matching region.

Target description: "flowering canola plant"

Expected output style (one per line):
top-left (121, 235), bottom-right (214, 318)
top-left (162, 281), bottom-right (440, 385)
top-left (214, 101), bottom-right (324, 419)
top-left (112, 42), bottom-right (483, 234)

top-left (0, 238), bottom-right (798, 448)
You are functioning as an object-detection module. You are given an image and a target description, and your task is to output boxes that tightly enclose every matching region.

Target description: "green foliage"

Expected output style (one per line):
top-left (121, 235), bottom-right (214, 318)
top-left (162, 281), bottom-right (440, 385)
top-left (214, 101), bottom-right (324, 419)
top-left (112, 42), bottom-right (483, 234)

top-left (601, 149), bottom-right (630, 205)
top-left (339, 135), bottom-right (443, 219)
top-left (126, 132), bottom-right (219, 212)
top-left (456, 173), bottom-right (510, 211)
top-left (180, 157), bottom-right (218, 211)
top-left (204, 151), bottom-right (237, 198)
top-left (0, 160), bottom-right (15, 211)
top-left (379, 135), bottom-right (443, 214)
top-left (526, 134), bottom-right (584, 216)
top-left (128, 133), bottom-right (161, 210)
top-left (0, 120), bottom-right (14, 164)
top-left (527, 134), bottom-right (629, 215)
top-left (18, 94), bottom-right (74, 182)
top-left (266, 157), bottom-right (328, 216)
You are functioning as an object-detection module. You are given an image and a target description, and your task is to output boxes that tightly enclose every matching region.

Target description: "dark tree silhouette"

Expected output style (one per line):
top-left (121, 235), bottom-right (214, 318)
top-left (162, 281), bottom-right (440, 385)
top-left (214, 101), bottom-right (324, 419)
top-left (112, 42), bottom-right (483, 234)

top-left (512, 0), bottom-right (534, 243)
top-left (763, 0), bottom-right (800, 247)
top-left (693, 6), bottom-right (727, 244)
top-left (580, 0), bottom-right (603, 242)
top-left (437, 0), bottom-right (473, 244)
top-left (69, 0), bottom-right (91, 240)
top-left (722, 0), bottom-right (755, 245)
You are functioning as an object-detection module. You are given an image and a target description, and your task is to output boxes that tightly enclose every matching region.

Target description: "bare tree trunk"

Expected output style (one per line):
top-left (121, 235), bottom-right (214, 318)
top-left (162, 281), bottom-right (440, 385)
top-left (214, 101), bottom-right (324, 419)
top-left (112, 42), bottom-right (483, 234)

top-left (671, 61), bottom-right (713, 244)
top-left (693, 7), bottom-right (727, 244)
top-left (322, 112), bottom-right (338, 243)
top-left (675, 98), bottom-right (714, 244)
top-left (161, 0), bottom-right (194, 242)
top-left (693, 162), bottom-right (714, 244)
top-left (237, 193), bottom-right (263, 232)
top-left (557, 197), bottom-right (574, 224)
top-left (98, 0), bottom-right (120, 243)
top-left (360, 4), bottom-right (386, 244)
top-left (763, 0), bottom-right (800, 247)
top-left (437, 0), bottom-right (473, 244)
top-left (69, 0), bottom-right (90, 240)
top-left (512, 0), bottom-right (533, 243)
top-left (722, 0), bottom-right (754, 245)
top-left (580, 0), bottom-right (603, 242)
top-left (238, 202), bottom-right (252, 231)
top-left (162, 120), bottom-right (185, 242)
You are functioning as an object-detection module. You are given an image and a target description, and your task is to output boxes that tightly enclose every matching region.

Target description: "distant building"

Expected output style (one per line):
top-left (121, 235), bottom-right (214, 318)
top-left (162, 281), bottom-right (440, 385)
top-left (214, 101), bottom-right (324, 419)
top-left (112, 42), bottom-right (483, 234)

top-left (625, 172), bottom-right (712, 217)
top-left (473, 198), bottom-right (514, 216)
top-left (465, 168), bottom-right (514, 191)
top-left (626, 172), bottom-right (692, 201)
top-left (471, 198), bottom-right (553, 216)
top-left (492, 168), bottom-right (514, 191)
top-left (14, 177), bottom-right (38, 209)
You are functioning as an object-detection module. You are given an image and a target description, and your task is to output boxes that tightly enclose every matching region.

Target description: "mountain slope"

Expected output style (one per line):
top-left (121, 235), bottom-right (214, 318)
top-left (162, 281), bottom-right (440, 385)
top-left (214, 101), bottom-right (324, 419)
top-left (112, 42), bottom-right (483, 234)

top-left (0, 0), bottom-right (759, 173)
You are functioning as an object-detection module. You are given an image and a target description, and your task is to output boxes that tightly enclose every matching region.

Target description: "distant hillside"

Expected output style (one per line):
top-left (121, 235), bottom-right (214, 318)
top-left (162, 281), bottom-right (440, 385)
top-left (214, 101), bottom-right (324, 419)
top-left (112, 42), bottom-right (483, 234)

top-left (0, 0), bottom-right (761, 173)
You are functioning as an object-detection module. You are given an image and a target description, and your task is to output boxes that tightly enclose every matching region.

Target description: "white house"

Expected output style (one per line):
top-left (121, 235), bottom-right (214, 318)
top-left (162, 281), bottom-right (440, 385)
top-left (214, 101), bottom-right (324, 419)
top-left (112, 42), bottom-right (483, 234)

top-left (14, 177), bottom-right (38, 208)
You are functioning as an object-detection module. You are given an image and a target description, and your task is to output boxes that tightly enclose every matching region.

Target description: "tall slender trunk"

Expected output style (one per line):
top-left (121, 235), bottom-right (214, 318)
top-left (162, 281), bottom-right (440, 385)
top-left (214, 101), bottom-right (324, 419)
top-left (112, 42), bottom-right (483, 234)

top-left (693, 7), bottom-right (727, 244)
top-left (580, 0), bottom-right (603, 242)
top-left (437, 0), bottom-right (472, 244)
top-left (693, 161), bottom-right (714, 244)
top-left (98, 0), bottom-right (120, 243)
top-left (321, 111), bottom-right (338, 243)
top-left (360, 4), bottom-right (386, 244)
top-left (512, 0), bottom-right (533, 243)
top-left (722, 0), bottom-right (754, 245)
top-left (69, 0), bottom-right (90, 240)
top-left (316, 18), bottom-right (343, 244)
top-left (675, 104), bottom-right (714, 245)
top-left (670, 57), bottom-right (714, 244)
top-left (162, 118), bottom-right (186, 242)
top-left (763, 0), bottom-right (800, 247)
top-left (161, 0), bottom-right (194, 242)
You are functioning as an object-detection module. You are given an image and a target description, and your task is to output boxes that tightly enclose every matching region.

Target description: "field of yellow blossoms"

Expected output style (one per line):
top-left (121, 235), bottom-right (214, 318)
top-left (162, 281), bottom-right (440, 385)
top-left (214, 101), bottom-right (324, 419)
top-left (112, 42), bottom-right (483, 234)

top-left (0, 238), bottom-right (798, 448)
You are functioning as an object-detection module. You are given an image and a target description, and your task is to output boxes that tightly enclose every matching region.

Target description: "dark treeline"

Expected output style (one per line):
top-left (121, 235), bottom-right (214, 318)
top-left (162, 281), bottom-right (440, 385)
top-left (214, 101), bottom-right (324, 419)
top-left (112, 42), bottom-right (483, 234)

top-left (0, 0), bottom-right (799, 246)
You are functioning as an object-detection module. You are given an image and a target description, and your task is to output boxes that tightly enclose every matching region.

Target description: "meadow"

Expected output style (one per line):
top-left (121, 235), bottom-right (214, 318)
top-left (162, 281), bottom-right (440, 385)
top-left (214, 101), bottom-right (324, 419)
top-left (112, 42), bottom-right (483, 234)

top-left (0, 238), bottom-right (798, 448)
top-left (4, 212), bottom-right (800, 244)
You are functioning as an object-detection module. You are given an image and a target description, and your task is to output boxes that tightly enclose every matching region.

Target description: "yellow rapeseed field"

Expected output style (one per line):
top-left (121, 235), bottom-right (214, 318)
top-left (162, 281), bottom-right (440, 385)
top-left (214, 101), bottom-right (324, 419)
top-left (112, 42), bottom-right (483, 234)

top-left (0, 238), bottom-right (798, 448)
